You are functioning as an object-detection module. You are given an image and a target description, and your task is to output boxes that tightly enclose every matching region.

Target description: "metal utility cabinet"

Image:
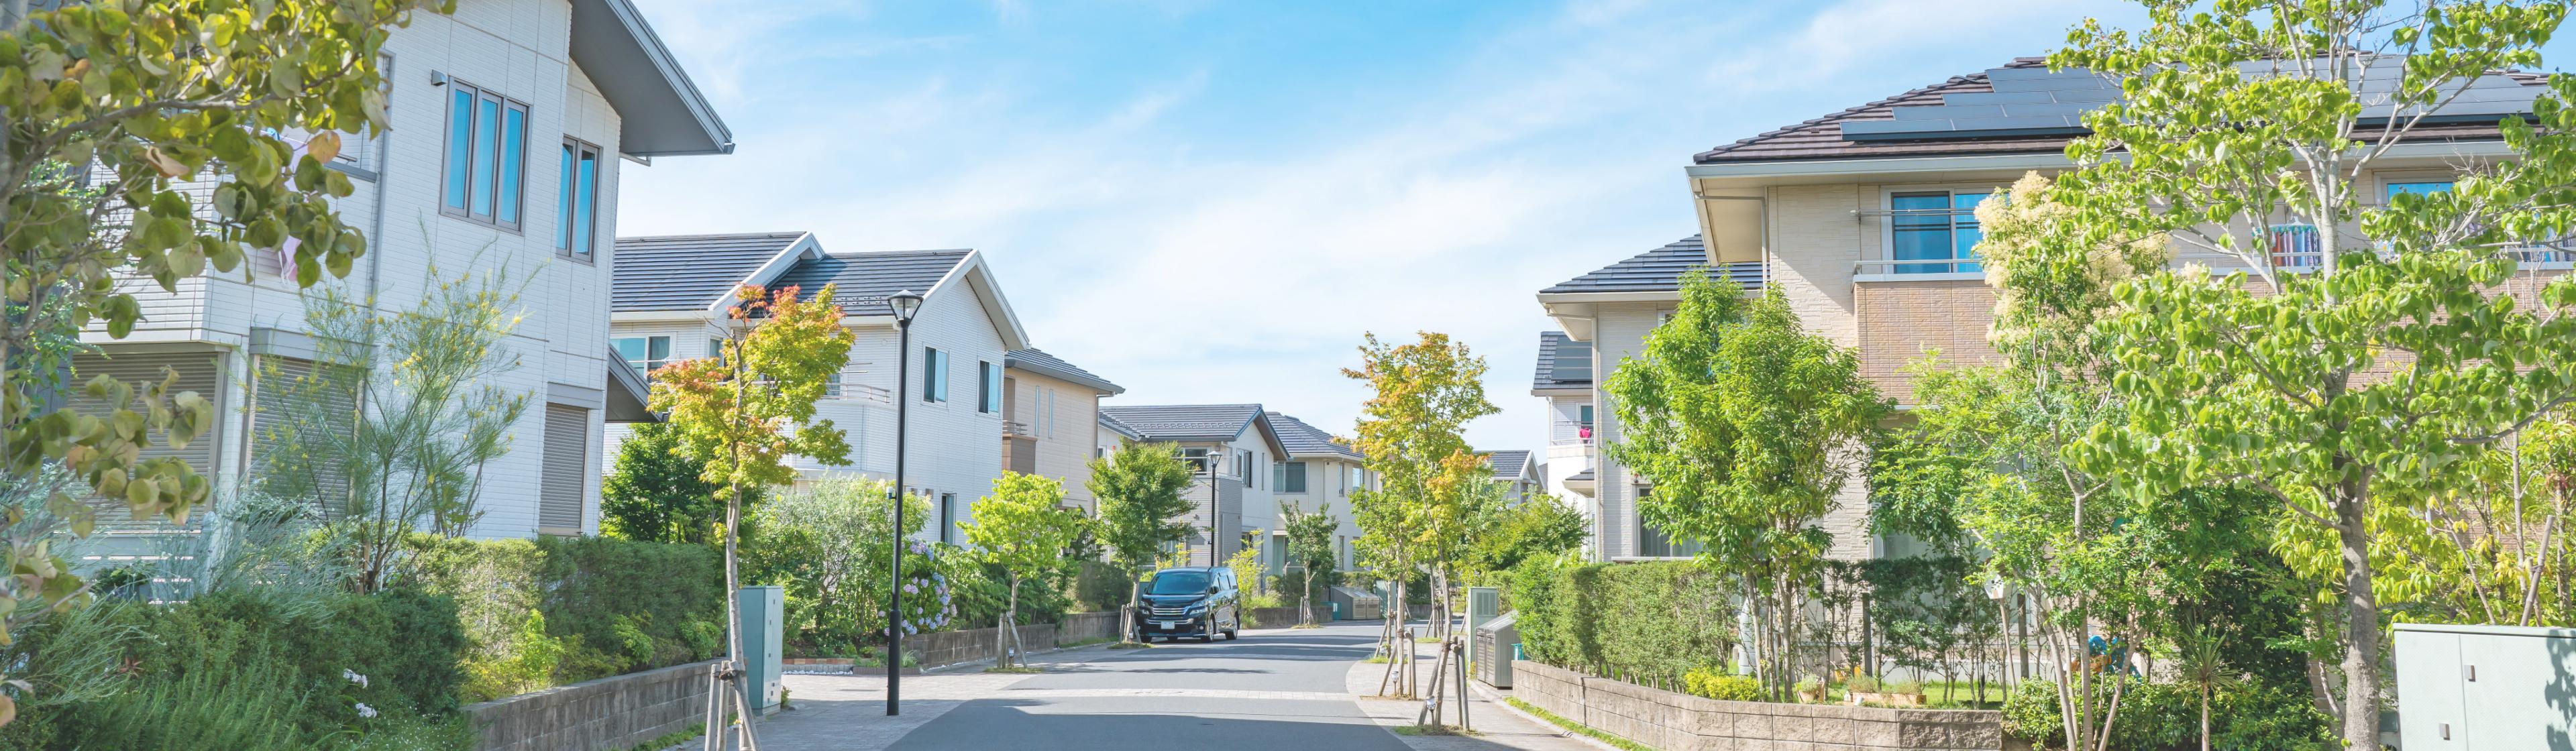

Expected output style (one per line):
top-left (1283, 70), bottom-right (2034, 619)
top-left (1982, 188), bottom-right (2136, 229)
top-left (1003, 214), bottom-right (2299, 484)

top-left (737, 585), bottom-right (785, 714)
top-left (2392, 622), bottom-right (2576, 749)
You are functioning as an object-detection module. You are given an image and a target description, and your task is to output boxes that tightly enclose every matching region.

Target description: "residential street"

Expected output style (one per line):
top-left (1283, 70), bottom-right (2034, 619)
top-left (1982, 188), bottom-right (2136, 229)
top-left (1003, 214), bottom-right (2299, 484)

top-left (745, 622), bottom-right (1592, 751)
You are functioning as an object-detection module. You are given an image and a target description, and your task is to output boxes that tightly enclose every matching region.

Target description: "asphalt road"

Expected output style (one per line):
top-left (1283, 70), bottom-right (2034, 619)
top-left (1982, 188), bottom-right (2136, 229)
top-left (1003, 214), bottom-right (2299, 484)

top-left (885, 622), bottom-right (1412, 751)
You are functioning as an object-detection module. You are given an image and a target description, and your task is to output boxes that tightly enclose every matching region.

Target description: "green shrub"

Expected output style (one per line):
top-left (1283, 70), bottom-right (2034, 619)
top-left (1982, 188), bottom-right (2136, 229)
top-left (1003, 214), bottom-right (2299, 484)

top-left (1506, 557), bottom-right (1735, 687)
top-left (1683, 668), bottom-right (1760, 701)
top-left (463, 610), bottom-right (564, 703)
top-left (56, 645), bottom-right (319, 751)
top-left (410, 534), bottom-right (724, 695)
top-left (1998, 678), bottom-right (2332, 751)
top-left (1073, 559), bottom-right (1134, 612)
top-left (2000, 679), bottom-right (2062, 746)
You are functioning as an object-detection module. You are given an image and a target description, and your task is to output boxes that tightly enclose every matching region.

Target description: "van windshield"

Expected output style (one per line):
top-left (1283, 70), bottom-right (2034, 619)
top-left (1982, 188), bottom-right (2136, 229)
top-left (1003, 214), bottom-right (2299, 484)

top-left (1149, 571), bottom-right (1212, 595)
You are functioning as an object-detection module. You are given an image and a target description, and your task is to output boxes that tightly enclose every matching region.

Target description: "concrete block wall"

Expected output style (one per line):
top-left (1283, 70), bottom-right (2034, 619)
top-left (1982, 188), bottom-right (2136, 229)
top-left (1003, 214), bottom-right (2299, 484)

top-left (1509, 660), bottom-right (2004, 751)
top-left (464, 659), bottom-right (714, 751)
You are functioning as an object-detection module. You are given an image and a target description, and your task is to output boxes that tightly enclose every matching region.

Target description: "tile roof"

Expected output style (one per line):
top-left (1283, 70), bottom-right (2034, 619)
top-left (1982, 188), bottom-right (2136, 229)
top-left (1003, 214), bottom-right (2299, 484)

top-left (1006, 348), bottom-right (1124, 396)
top-left (1539, 235), bottom-right (1765, 295)
top-left (1097, 410), bottom-right (1142, 440)
top-left (1697, 57), bottom-right (2549, 165)
top-left (768, 249), bottom-right (971, 316)
top-left (611, 231), bottom-right (806, 312)
top-left (1482, 449), bottom-right (1532, 477)
top-left (1267, 412), bottom-right (1363, 461)
top-left (1534, 331), bottom-right (1589, 391)
top-left (1099, 404), bottom-right (1266, 444)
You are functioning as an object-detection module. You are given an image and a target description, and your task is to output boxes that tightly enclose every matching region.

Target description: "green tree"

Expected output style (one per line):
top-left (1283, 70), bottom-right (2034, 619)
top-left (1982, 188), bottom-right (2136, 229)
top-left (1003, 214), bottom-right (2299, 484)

top-left (1464, 490), bottom-right (1585, 578)
top-left (0, 0), bottom-right (443, 677)
top-left (1345, 331), bottom-right (1497, 669)
top-left (600, 421), bottom-right (729, 545)
top-left (649, 282), bottom-right (854, 717)
top-left (256, 259), bottom-right (529, 593)
top-left (1282, 502), bottom-right (1341, 626)
top-left (2045, 5), bottom-right (2576, 743)
top-left (961, 472), bottom-right (1085, 669)
top-left (1601, 274), bottom-right (1886, 701)
top-left (1089, 440), bottom-right (1195, 643)
top-left (747, 477), bottom-right (938, 656)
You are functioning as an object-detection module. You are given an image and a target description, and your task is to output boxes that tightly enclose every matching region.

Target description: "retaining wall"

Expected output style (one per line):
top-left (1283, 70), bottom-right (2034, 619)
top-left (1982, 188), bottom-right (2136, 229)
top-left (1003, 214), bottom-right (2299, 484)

top-left (1059, 611), bottom-right (1119, 644)
top-left (1511, 660), bottom-right (2004, 751)
top-left (464, 659), bottom-right (714, 751)
top-left (914, 622), bottom-right (1061, 667)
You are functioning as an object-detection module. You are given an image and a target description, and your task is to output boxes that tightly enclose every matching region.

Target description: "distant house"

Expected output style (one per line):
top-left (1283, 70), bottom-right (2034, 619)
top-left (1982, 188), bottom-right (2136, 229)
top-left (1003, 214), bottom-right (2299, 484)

top-left (1002, 348), bottom-right (1125, 513)
top-left (1094, 404), bottom-right (1289, 567)
top-left (68, 0), bottom-right (729, 557)
top-left (1530, 331), bottom-right (1597, 548)
top-left (1480, 449), bottom-right (1540, 502)
top-left (1263, 412), bottom-right (1372, 575)
top-left (608, 231), bottom-right (1030, 544)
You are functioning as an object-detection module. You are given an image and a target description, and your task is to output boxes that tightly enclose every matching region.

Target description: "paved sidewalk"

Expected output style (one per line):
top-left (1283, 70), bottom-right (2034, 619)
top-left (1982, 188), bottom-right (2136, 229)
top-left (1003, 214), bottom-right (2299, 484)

top-left (1340, 632), bottom-right (1601, 751)
top-left (684, 642), bottom-right (1103, 751)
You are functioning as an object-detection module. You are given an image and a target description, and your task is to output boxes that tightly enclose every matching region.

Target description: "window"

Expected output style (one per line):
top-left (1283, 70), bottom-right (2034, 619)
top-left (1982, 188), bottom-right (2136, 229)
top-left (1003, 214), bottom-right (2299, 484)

top-left (1634, 487), bottom-right (1702, 557)
top-left (708, 338), bottom-right (726, 360)
top-left (939, 493), bottom-right (955, 544)
top-left (922, 347), bottom-right (949, 402)
top-left (440, 80), bottom-right (529, 230)
top-left (1890, 190), bottom-right (1992, 274)
top-left (978, 361), bottom-right (1002, 413)
top-left (615, 336), bottom-right (671, 380)
top-left (1281, 462), bottom-right (1308, 494)
top-left (557, 139), bottom-right (602, 257)
top-left (1182, 448), bottom-right (1214, 474)
top-left (2386, 180), bottom-right (2455, 201)
top-left (824, 369), bottom-right (844, 398)
top-left (1239, 451), bottom-right (1254, 480)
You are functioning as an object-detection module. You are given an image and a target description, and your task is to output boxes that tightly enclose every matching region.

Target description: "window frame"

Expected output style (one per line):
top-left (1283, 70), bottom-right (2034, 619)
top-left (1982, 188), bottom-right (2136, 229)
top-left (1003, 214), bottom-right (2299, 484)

top-left (615, 336), bottom-right (671, 381)
top-left (437, 78), bottom-right (530, 232)
top-left (556, 137), bottom-right (604, 262)
top-left (923, 347), bottom-right (949, 403)
top-left (1869, 184), bottom-right (1997, 280)
top-left (977, 361), bottom-right (1002, 413)
top-left (1281, 461), bottom-right (1308, 494)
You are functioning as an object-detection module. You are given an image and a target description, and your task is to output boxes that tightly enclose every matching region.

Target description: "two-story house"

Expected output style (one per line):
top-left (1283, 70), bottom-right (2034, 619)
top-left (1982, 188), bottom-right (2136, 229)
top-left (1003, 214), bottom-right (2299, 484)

top-left (1261, 412), bottom-right (1371, 576)
top-left (1551, 57), bottom-right (2566, 563)
top-left (1094, 404), bottom-right (1289, 567)
top-left (1480, 449), bottom-right (1540, 503)
top-left (1002, 348), bottom-right (1125, 513)
top-left (607, 231), bottom-right (1031, 544)
top-left (74, 0), bottom-right (729, 555)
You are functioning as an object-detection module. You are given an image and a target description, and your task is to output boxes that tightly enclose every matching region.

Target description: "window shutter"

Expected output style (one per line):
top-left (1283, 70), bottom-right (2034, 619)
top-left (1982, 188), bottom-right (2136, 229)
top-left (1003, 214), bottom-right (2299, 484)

top-left (67, 353), bottom-right (222, 530)
top-left (539, 404), bottom-right (590, 533)
top-left (249, 355), bottom-right (360, 520)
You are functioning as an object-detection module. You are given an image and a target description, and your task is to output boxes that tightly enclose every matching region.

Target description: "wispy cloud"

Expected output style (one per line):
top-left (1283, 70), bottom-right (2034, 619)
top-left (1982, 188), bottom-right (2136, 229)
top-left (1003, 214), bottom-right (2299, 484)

top-left (619, 0), bottom-right (2137, 451)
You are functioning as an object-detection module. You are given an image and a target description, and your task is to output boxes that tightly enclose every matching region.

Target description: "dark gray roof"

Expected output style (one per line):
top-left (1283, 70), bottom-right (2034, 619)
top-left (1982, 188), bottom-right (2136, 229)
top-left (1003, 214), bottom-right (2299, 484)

top-left (1097, 411), bottom-right (1142, 440)
top-left (1565, 468), bottom-right (1595, 483)
top-left (1534, 331), bottom-right (1589, 391)
top-left (1483, 450), bottom-right (1532, 477)
top-left (1099, 404), bottom-right (1265, 444)
top-left (1267, 412), bottom-right (1363, 461)
top-left (612, 231), bottom-right (805, 312)
top-left (1540, 235), bottom-right (1764, 295)
top-left (1006, 348), bottom-right (1124, 396)
top-left (769, 249), bottom-right (971, 316)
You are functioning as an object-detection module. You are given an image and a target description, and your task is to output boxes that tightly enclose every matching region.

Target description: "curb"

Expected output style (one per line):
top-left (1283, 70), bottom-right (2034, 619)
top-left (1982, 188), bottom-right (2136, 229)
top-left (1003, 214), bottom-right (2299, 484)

top-left (1468, 681), bottom-right (1633, 751)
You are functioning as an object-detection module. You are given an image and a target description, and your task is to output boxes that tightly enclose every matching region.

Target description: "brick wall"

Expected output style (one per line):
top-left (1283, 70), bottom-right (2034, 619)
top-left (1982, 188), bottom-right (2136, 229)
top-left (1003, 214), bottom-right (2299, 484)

top-left (1510, 660), bottom-right (2005, 751)
top-left (464, 659), bottom-right (714, 751)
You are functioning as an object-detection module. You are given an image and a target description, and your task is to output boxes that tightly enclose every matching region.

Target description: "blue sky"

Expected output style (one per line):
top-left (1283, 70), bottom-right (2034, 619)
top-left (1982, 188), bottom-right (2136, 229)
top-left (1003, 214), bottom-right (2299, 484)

top-left (614, 1), bottom-right (2576, 455)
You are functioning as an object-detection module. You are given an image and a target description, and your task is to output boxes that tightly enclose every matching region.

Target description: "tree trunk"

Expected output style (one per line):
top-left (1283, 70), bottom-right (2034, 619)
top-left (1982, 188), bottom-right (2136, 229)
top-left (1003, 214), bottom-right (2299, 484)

top-left (1000, 574), bottom-right (1022, 669)
top-left (1124, 562), bottom-right (1142, 644)
top-left (2337, 494), bottom-right (2382, 748)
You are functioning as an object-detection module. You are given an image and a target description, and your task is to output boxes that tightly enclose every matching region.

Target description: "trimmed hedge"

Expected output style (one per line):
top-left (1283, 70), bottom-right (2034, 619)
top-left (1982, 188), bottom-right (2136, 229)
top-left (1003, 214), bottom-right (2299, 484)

top-left (2001, 677), bottom-right (2332, 750)
top-left (1508, 558), bottom-right (1737, 686)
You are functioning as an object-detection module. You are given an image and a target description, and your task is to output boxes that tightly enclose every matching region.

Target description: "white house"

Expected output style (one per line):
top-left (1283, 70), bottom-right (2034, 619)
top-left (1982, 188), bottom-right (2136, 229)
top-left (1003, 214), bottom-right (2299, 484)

top-left (606, 231), bottom-right (1030, 544)
top-left (72, 0), bottom-right (729, 555)
top-left (1261, 412), bottom-right (1370, 575)
top-left (1093, 404), bottom-right (1289, 567)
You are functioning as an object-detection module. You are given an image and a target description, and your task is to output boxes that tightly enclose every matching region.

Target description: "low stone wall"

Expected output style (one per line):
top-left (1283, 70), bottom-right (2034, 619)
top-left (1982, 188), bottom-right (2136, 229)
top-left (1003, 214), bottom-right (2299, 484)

top-left (1511, 660), bottom-right (2004, 751)
top-left (1059, 611), bottom-right (1119, 644)
top-left (914, 622), bottom-right (1061, 668)
top-left (464, 659), bottom-right (714, 751)
top-left (1246, 605), bottom-right (1310, 628)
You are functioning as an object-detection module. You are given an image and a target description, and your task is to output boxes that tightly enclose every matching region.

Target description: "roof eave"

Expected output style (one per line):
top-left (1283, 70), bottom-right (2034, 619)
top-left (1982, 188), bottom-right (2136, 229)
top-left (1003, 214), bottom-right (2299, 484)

top-left (708, 232), bottom-right (822, 314)
top-left (570, 0), bottom-right (735, 157)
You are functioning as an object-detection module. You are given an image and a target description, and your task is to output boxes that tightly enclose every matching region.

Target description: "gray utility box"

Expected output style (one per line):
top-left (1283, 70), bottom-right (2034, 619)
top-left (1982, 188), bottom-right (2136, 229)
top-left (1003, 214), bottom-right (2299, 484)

top-left (1330, 585), bottom-right (1383, 621)
top-left (2392, 622), bottom-right (2576, 749)
top-left (1473, 612), bottom-right (1518, 689)
top-left (737, 585), bottom-right (785, 714)
top-left (1465, 587), bottom-right (1501, 675)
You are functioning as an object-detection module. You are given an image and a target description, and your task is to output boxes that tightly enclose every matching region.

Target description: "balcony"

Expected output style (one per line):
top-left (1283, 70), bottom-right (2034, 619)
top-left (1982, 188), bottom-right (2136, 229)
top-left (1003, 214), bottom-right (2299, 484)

top-left (1002, 432), bottom-right (1037, 475)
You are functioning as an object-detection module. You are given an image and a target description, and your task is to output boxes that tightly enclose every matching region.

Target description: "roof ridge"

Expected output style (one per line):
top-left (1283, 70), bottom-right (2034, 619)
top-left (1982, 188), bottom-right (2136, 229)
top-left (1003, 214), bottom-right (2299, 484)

top-left (617, 231), bottom-right (808, 243)
top-left (819, 247), bottom-right (974, 257)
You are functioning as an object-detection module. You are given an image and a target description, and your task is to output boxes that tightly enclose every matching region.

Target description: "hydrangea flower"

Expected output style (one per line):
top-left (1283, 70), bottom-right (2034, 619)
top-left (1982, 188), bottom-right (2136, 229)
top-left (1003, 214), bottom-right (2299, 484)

top-left (354, 702), bottom-right (377, 719)
top-left (342, 669), bottom-right (370, 689)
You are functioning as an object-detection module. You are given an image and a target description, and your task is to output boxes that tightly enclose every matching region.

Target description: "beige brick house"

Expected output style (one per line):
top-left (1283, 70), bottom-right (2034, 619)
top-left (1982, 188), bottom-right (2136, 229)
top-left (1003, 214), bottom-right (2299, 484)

top-left (1547, 57), bottom-right (2568, 562)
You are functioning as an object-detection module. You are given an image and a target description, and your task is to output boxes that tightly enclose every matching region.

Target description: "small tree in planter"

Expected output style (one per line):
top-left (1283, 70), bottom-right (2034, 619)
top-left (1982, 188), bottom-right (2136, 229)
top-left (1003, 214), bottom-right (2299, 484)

top-left (963, 472), bottom-right (1086, 670)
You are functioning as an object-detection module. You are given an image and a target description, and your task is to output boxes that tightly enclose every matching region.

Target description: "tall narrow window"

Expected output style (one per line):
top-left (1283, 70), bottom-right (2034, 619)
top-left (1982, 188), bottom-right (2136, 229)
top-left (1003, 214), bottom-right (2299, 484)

top-left (977, 361), bottom-right (1002, 413)
top-left (439, 79), bottom-right (529, 230)
top-left (938, 493), bottom-right (956, 544)
top-left (1890, 190), bottom-right (1990, 274)
top-left (557, 139), bottom-right (600, 258)
top-left (923, 347), bottom-right (948, 402)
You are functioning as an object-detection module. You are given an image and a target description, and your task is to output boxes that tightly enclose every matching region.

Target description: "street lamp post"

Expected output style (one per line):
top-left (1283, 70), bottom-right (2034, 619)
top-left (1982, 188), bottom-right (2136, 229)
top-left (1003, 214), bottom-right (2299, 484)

top-left (1208, 449), bottom-right (1222, 569)
top-left (884, 290), bottom-right (923, 717)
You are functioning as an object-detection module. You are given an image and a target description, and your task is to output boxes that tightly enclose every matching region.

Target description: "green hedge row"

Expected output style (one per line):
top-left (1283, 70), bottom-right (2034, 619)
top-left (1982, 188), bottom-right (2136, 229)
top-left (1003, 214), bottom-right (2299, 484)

top-left (1507, 558), bottom-right (1737, 686)
top-left (2001, 678), bottom-right (2332, 750)
top-left (408, 534), bottom-right (727, 701)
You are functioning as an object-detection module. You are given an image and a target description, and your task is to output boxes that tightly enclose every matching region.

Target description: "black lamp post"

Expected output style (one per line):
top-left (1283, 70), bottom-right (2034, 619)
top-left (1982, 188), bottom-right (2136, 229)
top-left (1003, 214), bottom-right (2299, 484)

top-left (1208, 449), bottom-right (1222, 569)
top-left (884, 289), bottom-right (922, 716)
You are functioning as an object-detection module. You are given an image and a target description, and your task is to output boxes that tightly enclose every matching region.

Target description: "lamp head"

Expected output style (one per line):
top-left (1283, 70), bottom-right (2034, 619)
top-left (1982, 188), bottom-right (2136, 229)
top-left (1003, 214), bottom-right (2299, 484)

top-left (888, 290), bottom-right (924, 324)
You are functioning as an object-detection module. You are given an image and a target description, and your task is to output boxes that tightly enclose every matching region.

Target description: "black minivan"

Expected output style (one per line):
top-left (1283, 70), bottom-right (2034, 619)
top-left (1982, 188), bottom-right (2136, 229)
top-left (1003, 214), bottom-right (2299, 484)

top-left (1135, 567), bottom-right (1240, 642)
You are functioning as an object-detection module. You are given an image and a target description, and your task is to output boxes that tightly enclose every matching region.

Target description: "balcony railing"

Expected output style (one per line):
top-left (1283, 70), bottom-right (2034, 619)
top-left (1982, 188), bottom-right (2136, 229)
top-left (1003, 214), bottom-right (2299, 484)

top-left (1003, 419), bottom-right (1034, 437)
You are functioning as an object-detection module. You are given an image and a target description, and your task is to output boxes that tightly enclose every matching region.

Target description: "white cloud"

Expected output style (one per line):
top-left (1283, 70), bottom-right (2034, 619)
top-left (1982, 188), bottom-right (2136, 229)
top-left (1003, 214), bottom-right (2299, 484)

top-left (617, 0), bottom-right (2137, 457)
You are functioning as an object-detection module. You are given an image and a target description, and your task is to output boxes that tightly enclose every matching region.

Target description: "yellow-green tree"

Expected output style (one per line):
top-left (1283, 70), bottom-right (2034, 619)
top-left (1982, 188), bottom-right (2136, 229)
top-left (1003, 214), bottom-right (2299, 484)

top-left (1344, 331), bottom-right (1495, 677)
top-left (0, 0), bottom-right (444, 721)
top-left (1089, 440), bottom-right (1195, 643)
top-left (962, 472), bottom-right (1085, 669)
